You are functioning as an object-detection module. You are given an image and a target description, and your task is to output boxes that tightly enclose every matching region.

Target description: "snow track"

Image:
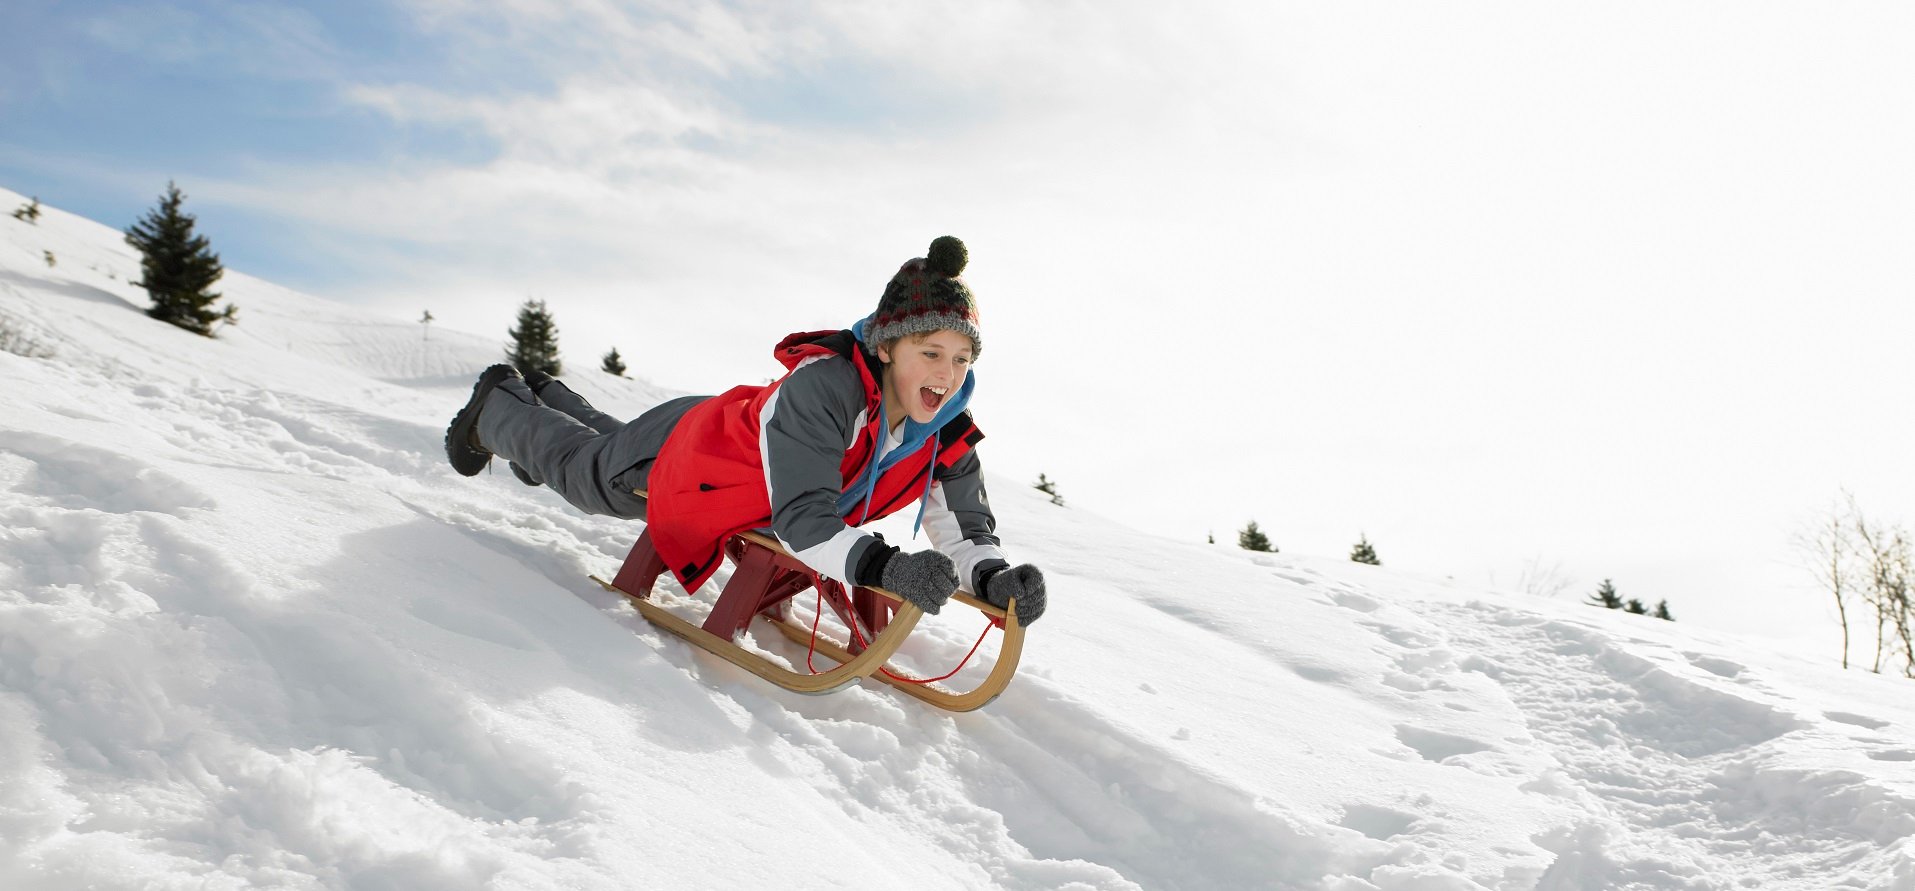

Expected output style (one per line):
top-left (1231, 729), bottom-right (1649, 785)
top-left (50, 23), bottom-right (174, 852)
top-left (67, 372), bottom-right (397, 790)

top-left (4, 188), bottom-right (1914, 889)
top-left (1416, 603), bottom-right (1915, 889)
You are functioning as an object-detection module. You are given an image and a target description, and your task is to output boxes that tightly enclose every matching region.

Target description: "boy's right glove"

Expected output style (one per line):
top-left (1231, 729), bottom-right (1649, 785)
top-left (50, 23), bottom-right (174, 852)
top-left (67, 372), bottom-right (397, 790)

top-left (982, 564), bottom-right (1047, 625)
top-left (879, 549), bottom-right (959, 615)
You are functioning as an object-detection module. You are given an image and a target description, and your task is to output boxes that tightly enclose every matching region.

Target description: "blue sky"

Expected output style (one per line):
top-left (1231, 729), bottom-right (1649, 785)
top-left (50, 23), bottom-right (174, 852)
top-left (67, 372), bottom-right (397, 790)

top-left (3, 0), bottom-right (489, 286)
top-left (5, 1), bottom-right (1915, 654)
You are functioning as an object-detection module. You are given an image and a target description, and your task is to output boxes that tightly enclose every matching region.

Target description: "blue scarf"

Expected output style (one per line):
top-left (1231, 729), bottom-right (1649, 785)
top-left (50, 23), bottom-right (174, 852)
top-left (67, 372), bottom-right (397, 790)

top-left (837, 314), bottom-right (977, 528)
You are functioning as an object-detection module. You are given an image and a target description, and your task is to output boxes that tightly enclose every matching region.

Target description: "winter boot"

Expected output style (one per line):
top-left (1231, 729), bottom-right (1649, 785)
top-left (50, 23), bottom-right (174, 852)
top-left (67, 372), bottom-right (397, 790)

top-left (523, 368), bottom-right (557, 394)
top-left (445, 364), bottom-right (522, 476)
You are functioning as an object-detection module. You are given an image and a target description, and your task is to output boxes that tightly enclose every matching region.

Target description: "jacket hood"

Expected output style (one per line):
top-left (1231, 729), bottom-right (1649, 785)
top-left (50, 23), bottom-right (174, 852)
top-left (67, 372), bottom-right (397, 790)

top-left (773, 328), bottom-right (861, 369)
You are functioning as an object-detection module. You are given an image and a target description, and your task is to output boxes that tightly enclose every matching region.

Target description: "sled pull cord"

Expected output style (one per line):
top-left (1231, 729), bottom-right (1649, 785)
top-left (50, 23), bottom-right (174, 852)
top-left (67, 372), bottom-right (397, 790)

top-left (804, 587), bottom-right (997, 685)
top-left (880, 620), bottom-right (994, 686)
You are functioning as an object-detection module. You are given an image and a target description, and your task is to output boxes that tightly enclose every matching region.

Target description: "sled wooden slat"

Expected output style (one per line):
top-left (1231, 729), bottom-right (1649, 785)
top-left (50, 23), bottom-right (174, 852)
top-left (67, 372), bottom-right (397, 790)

top-left (767, 604), bottom-right (1024, 712)
top-left (612, 581), bottom-right (922, 695)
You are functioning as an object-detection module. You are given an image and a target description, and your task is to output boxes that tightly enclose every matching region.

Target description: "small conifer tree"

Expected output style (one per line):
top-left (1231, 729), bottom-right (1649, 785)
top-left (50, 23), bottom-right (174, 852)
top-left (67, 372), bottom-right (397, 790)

top-left (125, 182), bottom-right (233, 336)
top-left (43, 250), bottom-right (56, 268)
top-left (420, 310), bottom-right (434, 341)
top-left (1653, 600), bottom-right (1674, 621)
top-left (13, 198), bottom-right (41, 223)
top-left (1034, 473), bottom-right (1064, 506)
top-left (1238, 520), bottom-right (1276, 553)
top-left (601, 346), bottom-right (628, 376)
top-left (1624, 598), bottom-right (1648, 615)
top-left (506, 298), bottom-right (561, 376)
top-left (1207, 532), bottom-right (1215, 545)
top-left (1586, 579), bottom-right (1624, 610)
top-left (1350, 534), bottom-right (1381, 565)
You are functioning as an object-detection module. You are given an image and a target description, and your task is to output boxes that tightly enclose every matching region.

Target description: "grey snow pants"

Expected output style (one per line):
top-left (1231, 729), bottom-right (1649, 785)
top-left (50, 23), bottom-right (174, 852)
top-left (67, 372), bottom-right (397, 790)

top-left (476, 377), bottom-right (707, 521)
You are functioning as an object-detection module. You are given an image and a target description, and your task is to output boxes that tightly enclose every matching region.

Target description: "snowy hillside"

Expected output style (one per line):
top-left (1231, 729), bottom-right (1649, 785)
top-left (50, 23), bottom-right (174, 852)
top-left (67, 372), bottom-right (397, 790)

top-left (2, 186), bottom-right (1912, 891)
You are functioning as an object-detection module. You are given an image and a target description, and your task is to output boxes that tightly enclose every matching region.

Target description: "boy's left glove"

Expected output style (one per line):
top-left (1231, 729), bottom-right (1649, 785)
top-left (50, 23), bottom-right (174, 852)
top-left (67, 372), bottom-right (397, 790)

top-left (982, 564), bottom-right (1047, 626)
top-left (879, 549), bottom-right (959, 615)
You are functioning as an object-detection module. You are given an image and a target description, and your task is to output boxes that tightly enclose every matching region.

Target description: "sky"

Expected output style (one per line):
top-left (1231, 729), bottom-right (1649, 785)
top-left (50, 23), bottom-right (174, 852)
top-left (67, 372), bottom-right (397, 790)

top-left (4, 0), bottom-right (1915, 655)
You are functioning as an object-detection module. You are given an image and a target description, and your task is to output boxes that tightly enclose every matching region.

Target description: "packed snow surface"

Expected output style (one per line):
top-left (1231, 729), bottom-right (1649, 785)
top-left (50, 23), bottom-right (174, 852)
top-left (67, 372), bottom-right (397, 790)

top-left (2, 187), bottom-right (1912, 890)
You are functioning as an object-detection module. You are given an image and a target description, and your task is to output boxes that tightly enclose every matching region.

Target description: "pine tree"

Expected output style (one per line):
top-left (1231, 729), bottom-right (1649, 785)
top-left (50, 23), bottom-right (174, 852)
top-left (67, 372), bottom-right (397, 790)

top-left (1653, 600), bottom-right (1674, 621)
top-left (506, 298), bottom-right (561, 376)
top-left (125, 182), bottom-right (233, 336)
top-left (601, 346), bottom-right (628, 376)
top-left (1624, 598), bottom-right (1648, 615)
top-left (12, 198), bottom-right (40, 223)
top-left (1586, 579), bottom-right (1624, 609)
top-left (1207, 532), bottom-right (1215, 545)
top-left (1350, 534), bottom-right (1381, 565)
top-left (420, 310), bottom-right (434, 342)
top-left (1238, 520), bottom-right (1275, 553)
top-left (1033, 473), bottom-right (1064, 506)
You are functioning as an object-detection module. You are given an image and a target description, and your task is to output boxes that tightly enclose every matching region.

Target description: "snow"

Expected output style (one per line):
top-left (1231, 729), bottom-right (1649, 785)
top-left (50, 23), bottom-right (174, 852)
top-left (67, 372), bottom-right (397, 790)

top-left (2, 185), bottom-right (1912, 890)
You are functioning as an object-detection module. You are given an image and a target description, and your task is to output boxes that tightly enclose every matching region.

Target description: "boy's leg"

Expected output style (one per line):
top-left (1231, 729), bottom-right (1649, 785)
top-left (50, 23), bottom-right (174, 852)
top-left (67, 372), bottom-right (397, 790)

top-left (508, 373), bottom-right (622, 485)
top-left (476, 378), bottom-right (650, 519)
top-left (598, 394), bottom-right (708, 497)
top-left (525, 371), bottom-right (623, 435)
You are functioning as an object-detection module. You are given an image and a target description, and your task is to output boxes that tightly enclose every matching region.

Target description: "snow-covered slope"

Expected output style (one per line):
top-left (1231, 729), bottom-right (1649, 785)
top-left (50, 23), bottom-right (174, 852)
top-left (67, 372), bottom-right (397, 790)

top-left (2, 186), bottom-right (1912, 891)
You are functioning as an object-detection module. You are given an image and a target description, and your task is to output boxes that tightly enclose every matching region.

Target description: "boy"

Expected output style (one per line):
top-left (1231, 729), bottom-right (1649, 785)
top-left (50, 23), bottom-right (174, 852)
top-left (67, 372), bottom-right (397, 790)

top-left (444, 236), bottom-right (1046, 624)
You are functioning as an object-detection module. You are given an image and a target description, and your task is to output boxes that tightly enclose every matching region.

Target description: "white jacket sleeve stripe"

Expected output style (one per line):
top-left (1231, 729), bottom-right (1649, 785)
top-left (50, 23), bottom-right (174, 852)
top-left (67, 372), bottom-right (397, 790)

top-left (922, 482), bottom-right (1008, 594)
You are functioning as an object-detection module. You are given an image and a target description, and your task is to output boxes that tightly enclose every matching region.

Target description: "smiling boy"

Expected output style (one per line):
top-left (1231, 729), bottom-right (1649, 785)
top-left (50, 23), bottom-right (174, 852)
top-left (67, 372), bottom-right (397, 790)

top-left (444, 236), bottom-right (1047, 624)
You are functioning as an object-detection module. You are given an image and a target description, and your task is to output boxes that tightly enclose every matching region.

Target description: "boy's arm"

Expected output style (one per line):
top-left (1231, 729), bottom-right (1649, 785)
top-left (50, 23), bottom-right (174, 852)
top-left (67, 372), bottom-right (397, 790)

top-left (760, 356), bottom-right (888, 586)
top-left (923, 450), bottom-right (1011, 594)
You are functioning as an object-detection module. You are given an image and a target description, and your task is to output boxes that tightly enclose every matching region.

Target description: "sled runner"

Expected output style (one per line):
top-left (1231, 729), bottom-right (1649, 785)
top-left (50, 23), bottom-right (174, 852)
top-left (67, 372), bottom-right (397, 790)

top-left (591, 503), bottom-right (1025, 712)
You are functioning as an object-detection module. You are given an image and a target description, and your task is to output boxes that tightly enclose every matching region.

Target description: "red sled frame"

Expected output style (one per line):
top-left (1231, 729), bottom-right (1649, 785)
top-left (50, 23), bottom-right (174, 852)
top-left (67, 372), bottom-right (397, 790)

top-left (593, 526), bottom-right (1025, 712)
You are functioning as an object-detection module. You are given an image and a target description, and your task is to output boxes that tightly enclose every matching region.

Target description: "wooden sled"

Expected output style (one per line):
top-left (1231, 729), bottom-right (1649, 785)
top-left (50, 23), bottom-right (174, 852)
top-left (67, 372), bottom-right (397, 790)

top-left (592, 504), bottom-right (1024, 712)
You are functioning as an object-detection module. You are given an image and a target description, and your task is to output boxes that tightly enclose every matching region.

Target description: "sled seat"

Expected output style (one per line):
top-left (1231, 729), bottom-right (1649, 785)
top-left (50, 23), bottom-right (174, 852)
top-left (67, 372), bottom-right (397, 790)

top-left (592, 500), bottom-right (1024, 711)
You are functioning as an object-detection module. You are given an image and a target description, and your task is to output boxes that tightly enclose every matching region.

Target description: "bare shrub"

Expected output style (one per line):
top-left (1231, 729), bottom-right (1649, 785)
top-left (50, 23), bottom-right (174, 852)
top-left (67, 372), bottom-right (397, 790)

top-left (1798, 493), bottom-right (1914, 677)
top-left (1517, 555), bottom-right (1573, 598)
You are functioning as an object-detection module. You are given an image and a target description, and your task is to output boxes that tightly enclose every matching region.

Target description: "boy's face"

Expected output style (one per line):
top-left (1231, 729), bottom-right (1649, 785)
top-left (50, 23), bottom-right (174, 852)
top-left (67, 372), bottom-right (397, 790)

top-left (877, 329), bottom-right (975, 425)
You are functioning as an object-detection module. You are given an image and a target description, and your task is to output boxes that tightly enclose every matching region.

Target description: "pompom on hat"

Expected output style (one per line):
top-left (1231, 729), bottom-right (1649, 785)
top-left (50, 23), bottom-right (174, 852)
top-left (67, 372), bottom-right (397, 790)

top-left (861, 235), bottom-right (982, 358)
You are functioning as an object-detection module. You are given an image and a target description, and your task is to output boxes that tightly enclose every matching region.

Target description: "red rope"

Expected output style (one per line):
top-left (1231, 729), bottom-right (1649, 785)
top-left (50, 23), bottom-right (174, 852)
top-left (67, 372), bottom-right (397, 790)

top-left (880, 621), bottom-right (993, 685)
top-left (801, 586), bottom-right (993, 685)
top-left (804, 586), bottom-right (829, 674)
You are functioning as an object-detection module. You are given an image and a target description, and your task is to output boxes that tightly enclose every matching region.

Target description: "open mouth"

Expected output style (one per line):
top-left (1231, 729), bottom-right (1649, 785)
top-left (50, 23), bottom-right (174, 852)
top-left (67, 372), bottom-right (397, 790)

top-left (918, 385), bottom-right (947, 412)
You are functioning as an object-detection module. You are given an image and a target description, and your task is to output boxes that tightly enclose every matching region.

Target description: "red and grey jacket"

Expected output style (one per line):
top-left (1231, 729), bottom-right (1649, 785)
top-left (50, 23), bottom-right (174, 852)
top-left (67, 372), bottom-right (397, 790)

top-left (647, 329), bottom-right (1007, 593)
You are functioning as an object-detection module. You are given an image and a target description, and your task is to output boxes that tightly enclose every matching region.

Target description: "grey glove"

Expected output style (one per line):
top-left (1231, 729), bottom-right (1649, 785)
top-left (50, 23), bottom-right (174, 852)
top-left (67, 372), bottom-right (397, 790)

top-left (880, 549), bottom-right (959, 615)
top-left (984, 564), bottom-right (1047, 625)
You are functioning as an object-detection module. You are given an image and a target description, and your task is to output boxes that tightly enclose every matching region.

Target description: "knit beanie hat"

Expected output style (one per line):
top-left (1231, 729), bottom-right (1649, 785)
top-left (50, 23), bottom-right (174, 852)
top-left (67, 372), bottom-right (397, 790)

top-left (861, 236), bottom-right (982, 358)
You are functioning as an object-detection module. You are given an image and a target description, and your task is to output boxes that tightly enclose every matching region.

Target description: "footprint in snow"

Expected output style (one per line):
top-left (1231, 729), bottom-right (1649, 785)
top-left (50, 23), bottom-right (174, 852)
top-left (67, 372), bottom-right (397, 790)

top-left (1395, 725), bottom-right (1493, 763)
top-left (1683, 652), bottom-right (1745, 679)
top-left (1331, 591), bottom-right (1381, 613)
top-left (1338, 804), bottom-right (1416, 841)
top-left (1825, 711), bottom-right (1891, 730)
